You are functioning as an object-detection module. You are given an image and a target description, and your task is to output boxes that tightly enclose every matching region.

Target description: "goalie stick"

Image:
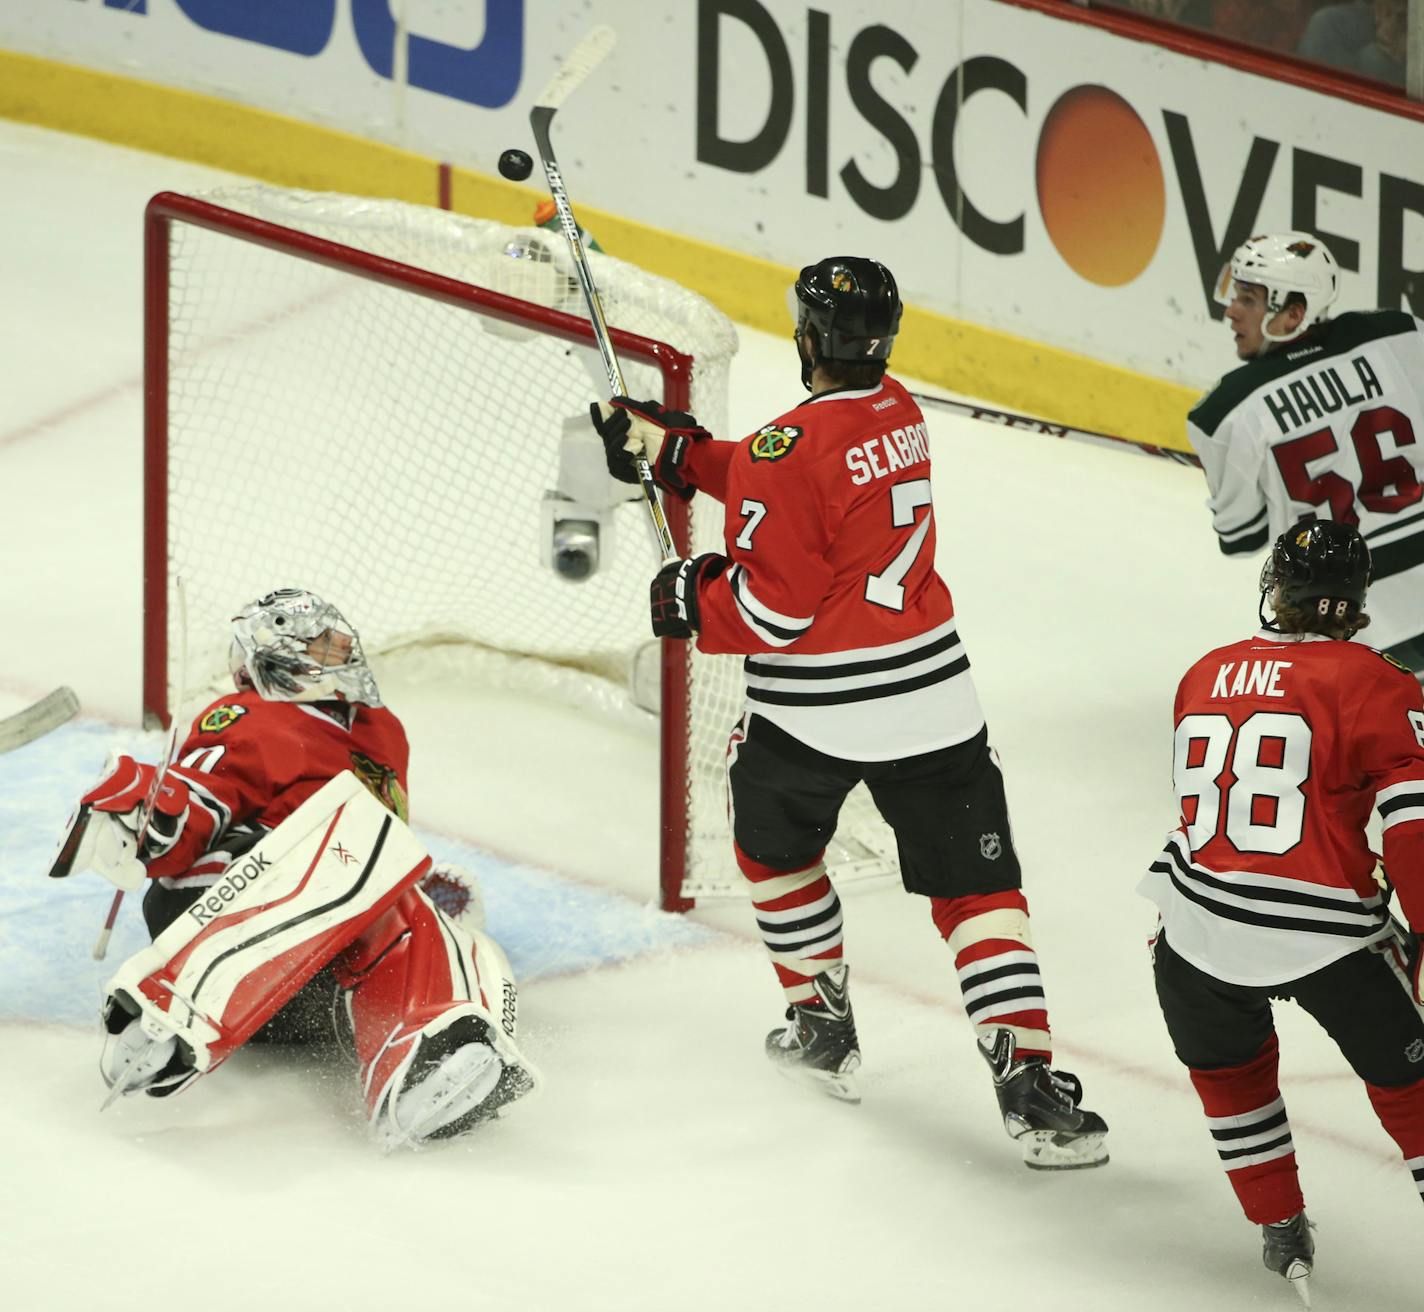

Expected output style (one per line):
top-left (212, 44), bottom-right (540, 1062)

top-left (91, 577), bottom-right (189, 959)
top-left (527, 25), bottom-right (677, 565)
top-left (0, 686), bottom-right (79, 753)
top-left (909, 391), bottom-right (1203, 469)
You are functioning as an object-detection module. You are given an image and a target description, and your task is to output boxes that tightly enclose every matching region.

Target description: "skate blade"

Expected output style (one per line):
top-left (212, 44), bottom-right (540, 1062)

top-left (381, 1045), bottom-right (504, 1150)
top-left (772, 1059), bottom-right (861, 1105)
top-left (100, 1054), bottom-right (150, 1111)
top-left (1283, 1260), bottom-right (1312, 1308)
top-left (1018, 1128), bottom-right (1109, 1171)
top-left (99, 1032), bottom-right (180, 1110)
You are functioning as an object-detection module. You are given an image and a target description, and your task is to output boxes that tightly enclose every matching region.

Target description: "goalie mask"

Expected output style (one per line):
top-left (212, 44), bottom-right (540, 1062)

top-left (1259, 520), bottom-right (1371, 634)
top-left (1214, 232), bottom-right (1339, 346)
top-left (791, 257), bottom-right (902, 391)
top-left (229, 589), bottom-right (382, 707)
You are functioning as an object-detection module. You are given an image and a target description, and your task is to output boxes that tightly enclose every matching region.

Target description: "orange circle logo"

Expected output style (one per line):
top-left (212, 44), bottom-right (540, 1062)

top-left (1036, 86), bottom-right (1165, 287)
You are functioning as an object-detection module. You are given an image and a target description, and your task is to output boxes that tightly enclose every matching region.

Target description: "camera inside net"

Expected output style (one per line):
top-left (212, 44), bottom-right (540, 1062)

top-left (539, 412), bottom-right (646, 583)
top-left (541, 494), bottom-right (613, 582)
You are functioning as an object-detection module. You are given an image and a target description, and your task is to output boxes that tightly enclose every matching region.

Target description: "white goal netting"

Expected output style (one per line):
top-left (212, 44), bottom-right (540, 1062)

top-left (151, 187), bottom-right (897, 902)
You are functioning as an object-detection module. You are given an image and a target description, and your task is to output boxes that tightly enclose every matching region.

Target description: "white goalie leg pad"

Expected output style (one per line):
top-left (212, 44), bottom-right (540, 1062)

top-left (102, 771), bottom-right (431, 1093)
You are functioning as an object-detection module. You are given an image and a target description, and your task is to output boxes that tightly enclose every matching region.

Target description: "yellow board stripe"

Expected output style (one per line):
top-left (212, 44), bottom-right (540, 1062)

top-left (0, 48), bottom-right (1200, 453)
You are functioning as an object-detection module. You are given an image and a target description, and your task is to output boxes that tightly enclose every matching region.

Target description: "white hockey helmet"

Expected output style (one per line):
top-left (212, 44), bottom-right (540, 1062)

top-left (1214, 232), bottom-right (1340, 344)
top-left (228, 588), bottom-right (382, 707)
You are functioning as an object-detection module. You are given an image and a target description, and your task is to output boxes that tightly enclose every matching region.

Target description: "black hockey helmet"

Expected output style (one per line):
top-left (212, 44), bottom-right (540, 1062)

top-left (793, 257), bottom-right (902, 389)
top-left (1259, 519), bottom-right (1371, 632)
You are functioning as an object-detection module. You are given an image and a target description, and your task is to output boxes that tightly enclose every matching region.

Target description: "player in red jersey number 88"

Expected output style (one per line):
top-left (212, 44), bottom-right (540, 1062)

top-left (1141, 521), bottom-right (1424, 1302)
top-left (591, 257), bottom-right (1107, 1170)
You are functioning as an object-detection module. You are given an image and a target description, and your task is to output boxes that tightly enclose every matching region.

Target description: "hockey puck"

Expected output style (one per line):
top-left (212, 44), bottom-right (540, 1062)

top-left (498, 148), bottom-right (534, 182)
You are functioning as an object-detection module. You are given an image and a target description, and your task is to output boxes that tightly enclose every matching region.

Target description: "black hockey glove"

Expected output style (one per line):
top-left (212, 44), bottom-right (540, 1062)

top-left (589, 396), bottom-right (710, 500)
top-left (1404, 927), bottom-right (1423, 1006)
top-left (649, 553), bottom-right (726, 639)
top-left (1374, 914), bottom-right (1424, 1006)
top-left (139, 805), bottom-right (186, 863)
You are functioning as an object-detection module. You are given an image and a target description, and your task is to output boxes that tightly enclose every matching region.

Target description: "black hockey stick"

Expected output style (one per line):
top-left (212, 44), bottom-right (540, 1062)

top-left (0, 685), bottom-right (79, 753)
top-left (528, 26), bottom-right (677, 565)
top-left (909, 391), bottom-right (1203, 469)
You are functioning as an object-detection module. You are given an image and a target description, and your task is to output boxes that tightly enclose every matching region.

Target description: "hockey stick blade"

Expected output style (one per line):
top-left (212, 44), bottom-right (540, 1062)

top-left (910, 392), bottom-right (1202, 469)
top-left (0, 685), bottom-right (80, 753)
top-left (533, 25), bottom-right (616, 111)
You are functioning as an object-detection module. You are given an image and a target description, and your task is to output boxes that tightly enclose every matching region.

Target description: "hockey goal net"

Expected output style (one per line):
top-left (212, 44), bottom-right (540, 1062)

top-left (144, 187), bottom-right (898, 909)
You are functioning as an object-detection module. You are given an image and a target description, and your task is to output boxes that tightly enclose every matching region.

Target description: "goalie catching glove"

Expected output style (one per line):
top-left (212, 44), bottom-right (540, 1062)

top-left (589, 396), bottom-right (710, 500)
top-left (650, 554), bottom-right (728, 639)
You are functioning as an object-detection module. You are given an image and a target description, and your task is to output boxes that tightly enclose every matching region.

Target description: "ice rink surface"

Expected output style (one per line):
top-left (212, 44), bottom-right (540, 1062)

top-left (0, 121), bottom-right (1417, 1310)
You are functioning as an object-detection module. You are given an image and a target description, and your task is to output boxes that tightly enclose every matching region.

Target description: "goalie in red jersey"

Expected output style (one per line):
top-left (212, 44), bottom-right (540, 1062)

top-left (590, 257), bottom-right (1107, 1169)
top-left (51, 588), bottom-right (537, 1146)
top-left (1141, 521), bottom-right (1424, 1301)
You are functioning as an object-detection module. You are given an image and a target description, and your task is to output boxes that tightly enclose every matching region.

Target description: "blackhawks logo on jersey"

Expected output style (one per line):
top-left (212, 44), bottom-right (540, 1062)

top-left (350, 751), bottom-right (408, 821)
top-left (198, 704), bottom-right (247, 734)
top-left (749, 424), bottom-right (802, 462)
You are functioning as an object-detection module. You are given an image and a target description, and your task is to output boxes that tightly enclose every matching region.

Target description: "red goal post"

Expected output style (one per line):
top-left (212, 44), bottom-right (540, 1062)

top-left (142, 187), bottom-right (898, 911)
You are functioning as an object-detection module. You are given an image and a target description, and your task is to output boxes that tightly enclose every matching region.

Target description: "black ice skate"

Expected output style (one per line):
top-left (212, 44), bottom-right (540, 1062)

top-left (377, 1014), bottom-right (537, 1149)
top-left (1261, 1211), bottom-right (1315, 1307)
top-left (765, 964), bottom-right (861, 1103)
top-left (978, 1029), bottom-right (1109, 1170)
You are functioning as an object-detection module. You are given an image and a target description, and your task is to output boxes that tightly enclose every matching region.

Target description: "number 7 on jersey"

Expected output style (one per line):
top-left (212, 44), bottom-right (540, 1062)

top-left (865, 478), bottom-right (933, 610)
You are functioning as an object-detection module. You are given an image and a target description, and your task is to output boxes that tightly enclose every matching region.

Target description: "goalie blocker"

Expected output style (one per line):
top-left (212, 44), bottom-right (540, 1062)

top-left (100, 771), bottom-right (539, 1145)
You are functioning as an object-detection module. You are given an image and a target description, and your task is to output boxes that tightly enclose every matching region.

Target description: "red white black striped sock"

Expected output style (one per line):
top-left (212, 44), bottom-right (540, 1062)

top-left (1189, 1034), bottom-right (1303, 1225)
top-left (737, 845), bottom-right (843, 1007)
top-left (931, 890), bottom-right (1051, 1060)
top-left (1365, 1077), bottom-right (1424, 1205)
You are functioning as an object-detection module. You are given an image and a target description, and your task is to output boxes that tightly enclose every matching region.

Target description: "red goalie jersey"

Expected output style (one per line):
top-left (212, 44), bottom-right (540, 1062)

top-left (130, 690), bottom-right (409, 885)
top-left (1140, 630), bottom-right (1424, 986)
top-left (678, 374), bottom-right (984, 761)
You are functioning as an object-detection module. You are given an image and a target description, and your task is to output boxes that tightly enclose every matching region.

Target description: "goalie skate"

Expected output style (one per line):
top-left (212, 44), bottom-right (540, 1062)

top-left (99, 993), bottom-right (197, 1107)
top-left (979, 1030), bottom-right (1109, 1170)
top-left (374, 1012), bottom-right (538, 1150)
top-left (1262, 1212), bottom-right (1315, 1307)
top-left (764, 964), bottom-right (861, 1104)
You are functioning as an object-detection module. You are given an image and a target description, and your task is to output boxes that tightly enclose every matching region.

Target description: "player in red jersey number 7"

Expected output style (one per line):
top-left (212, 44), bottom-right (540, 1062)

top-left (1141, 521), bottom-right (1424, 1303)
top-left (591, 257), bottom-right (1107, 1169)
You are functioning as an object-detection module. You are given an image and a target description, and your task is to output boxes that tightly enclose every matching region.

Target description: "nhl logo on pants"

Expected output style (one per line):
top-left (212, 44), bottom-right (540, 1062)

top-left (980, 832), bottom-right (1003, 861)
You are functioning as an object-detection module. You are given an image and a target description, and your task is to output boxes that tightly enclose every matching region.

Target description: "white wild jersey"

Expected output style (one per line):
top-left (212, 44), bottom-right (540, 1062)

top-left (1188, 311), bottom-right (1424, 654)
